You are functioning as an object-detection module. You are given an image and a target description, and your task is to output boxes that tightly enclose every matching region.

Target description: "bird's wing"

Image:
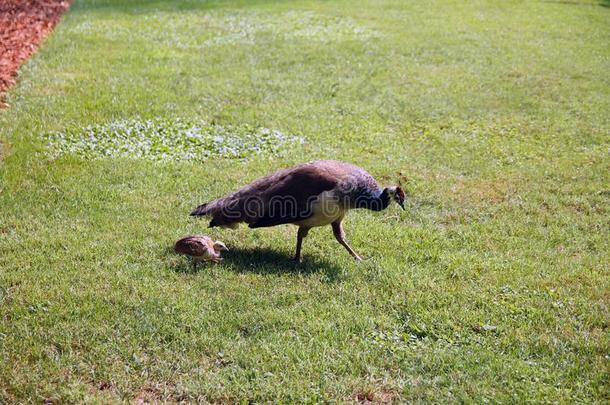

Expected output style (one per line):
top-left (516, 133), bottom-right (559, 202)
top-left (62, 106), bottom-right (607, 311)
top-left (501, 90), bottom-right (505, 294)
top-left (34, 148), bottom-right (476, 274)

top-left (248, 167), bottom-right (339, 228)
top-left (175, 237), bottom-right (208, 256)
top-left (192, 161), bottom-right (355, 227)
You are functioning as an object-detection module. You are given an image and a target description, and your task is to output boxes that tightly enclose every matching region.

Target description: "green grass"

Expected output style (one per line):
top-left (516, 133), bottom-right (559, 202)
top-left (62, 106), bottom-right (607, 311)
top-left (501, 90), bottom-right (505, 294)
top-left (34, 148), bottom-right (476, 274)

top-left (1, 0), bottom-right (609, 402)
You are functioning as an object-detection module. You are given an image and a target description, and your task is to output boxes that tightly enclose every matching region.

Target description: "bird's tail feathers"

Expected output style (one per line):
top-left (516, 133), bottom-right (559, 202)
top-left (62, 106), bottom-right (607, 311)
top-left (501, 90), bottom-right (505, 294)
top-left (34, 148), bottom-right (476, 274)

top-left (191, 197), bottom-right (243, 229)
top-left (190, 203), bottom-right (208, 216)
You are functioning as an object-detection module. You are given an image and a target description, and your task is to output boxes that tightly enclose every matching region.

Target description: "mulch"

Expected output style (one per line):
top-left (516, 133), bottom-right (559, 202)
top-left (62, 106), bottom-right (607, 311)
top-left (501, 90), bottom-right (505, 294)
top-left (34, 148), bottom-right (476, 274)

top-left (0, 0), bottom-right (71, 108)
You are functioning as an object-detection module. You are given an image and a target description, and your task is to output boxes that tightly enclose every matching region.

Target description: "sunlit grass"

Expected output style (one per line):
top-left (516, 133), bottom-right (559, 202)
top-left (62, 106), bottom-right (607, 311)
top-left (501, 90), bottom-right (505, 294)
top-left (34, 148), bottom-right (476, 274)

top-left (0, 0), bottom-right (608, 402)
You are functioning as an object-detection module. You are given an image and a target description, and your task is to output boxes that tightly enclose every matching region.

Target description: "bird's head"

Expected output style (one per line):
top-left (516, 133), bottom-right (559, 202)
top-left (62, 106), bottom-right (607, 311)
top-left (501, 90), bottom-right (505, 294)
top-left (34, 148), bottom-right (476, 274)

top-left (385, 186), bottom-right (406, 210)
top-left (213, 241), bottom-right (229, 252)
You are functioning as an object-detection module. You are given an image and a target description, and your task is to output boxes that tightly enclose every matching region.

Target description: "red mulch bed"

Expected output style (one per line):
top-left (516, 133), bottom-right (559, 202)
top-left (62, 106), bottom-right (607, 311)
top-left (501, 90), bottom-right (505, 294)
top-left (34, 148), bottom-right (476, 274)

top-left (0, 0), bottom-right (71, 108)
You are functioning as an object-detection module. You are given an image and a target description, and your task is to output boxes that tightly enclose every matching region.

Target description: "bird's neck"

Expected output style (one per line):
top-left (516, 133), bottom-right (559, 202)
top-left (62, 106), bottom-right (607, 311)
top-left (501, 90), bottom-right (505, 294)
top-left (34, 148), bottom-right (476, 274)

top-left (377, 189), bottom-right (391, 211)
top-left (355, 188), bottom-right (390, 211)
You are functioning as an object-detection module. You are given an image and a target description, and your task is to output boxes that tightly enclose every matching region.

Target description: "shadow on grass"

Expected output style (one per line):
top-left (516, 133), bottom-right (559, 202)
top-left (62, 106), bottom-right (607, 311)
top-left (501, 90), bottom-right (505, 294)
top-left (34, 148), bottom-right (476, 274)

top-left (168, 246), bottom-right (344, 281)
top-left (70, 0), bottom-right (292, 14)
top-left (73, 0), bottom-right (610, 13)
top-left (543, 0), bottom-right (609, 7)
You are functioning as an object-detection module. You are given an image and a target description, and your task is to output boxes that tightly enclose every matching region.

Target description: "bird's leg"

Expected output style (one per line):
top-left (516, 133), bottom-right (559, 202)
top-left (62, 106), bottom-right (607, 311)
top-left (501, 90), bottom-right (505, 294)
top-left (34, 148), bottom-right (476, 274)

top-left (294, 226), bottom-right (310, 263)
top-left (192, 259), bottom-right (197, 272)
top-left (332, 220), bottom-right (363, 261)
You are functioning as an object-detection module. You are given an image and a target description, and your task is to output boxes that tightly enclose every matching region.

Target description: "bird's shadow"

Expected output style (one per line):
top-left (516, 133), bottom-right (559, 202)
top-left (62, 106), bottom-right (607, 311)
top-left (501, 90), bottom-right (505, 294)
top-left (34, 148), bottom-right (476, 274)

top-left (168, 246), bottom-right (344, 282)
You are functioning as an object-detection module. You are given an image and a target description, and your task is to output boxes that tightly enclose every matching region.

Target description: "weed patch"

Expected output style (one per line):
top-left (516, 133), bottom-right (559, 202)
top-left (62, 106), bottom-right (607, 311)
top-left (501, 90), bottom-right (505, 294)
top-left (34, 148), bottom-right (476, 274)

top-left (43, 118), bottom-right (303, 162)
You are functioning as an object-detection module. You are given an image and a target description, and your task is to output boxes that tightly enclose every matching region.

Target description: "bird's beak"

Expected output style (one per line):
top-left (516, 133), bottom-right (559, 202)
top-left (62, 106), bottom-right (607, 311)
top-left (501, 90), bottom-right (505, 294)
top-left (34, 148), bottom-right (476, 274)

top-left (399, 201), bottom-right (405, 210)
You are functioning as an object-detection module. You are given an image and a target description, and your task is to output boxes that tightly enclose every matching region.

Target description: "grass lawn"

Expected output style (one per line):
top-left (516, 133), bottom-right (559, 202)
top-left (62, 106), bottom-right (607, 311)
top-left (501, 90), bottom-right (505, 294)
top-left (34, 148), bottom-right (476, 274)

top-left (1, 0), bottom-right (609, 402)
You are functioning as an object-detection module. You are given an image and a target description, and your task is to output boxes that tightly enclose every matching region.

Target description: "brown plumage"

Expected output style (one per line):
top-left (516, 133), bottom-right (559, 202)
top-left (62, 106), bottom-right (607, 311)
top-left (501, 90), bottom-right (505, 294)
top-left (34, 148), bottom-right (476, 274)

top-left (191, 160), bottom-right (405, 262)
top-left (174, 235), bottom-right (228, 269)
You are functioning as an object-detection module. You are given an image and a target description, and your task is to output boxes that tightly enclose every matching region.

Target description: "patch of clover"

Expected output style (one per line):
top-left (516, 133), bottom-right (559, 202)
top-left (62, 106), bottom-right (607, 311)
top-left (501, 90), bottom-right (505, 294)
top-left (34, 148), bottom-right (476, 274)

top-left (43, 119), bottom-right (304, 162)
top-left (68, 10), bottom-right (380, 49)
top-left (201, 10), bottom-right (380, 46)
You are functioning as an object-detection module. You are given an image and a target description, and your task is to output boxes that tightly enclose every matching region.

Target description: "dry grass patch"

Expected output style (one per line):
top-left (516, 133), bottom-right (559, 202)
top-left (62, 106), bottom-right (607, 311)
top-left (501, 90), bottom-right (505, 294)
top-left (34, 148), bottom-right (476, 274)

top-left (0, 138), bottom-right (10, 162)
top-left (448, 176), bottom-right (523, 207)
